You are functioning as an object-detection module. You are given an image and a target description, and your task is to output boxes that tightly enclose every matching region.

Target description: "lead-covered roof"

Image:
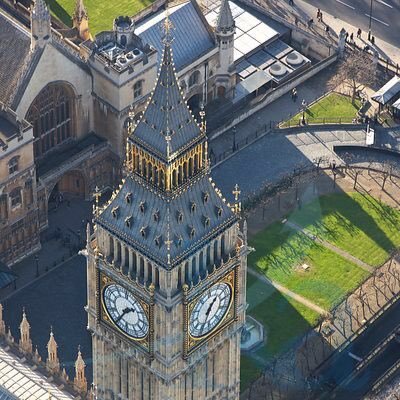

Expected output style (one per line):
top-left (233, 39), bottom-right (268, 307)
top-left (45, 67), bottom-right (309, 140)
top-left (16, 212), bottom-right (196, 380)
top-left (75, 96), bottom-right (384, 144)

top-left (128, 39), bottom-right (205, 161)
top-left (96, 174), bottom-right (236, 268)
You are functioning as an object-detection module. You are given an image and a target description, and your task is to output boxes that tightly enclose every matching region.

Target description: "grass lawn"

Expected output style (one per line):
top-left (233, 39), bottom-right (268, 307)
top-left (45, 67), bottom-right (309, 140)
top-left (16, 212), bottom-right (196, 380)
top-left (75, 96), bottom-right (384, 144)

top-left (47, 0), bottom-right (154, 34)
top-left (241, 274), bottom-right (319, 390)
top-left (290, 192), bottom-right (400, 266)
top-left (249, 222), bottom-right (369, 309)
top-left (281, 92), bottom-right (361, 127)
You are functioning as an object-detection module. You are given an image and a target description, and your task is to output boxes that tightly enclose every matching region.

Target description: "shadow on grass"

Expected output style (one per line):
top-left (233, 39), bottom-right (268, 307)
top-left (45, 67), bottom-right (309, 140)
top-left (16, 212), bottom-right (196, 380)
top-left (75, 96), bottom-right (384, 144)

top-left (241, 273), bottom-right (325, 393)
top-left (47, 0), bottom-right (71, 27)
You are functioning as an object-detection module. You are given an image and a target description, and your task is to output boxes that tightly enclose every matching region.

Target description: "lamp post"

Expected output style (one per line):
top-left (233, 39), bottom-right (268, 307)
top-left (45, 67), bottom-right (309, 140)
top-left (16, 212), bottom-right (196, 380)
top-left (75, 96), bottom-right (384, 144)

top-left (368, 0), bottom-right (373, 41)
top-left (232, 126), bottom-right (236, 152)
top-left (34, 254), bottom-right (39, 278)
top-left (301, 99), bottom-right (307, 125)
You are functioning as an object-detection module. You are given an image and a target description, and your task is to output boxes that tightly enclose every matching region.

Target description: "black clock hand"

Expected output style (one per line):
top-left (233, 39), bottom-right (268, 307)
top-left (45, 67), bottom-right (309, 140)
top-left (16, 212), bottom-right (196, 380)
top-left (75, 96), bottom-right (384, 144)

top-left (205, 296), bottom-right (218, 320)
top-left (115, 307), bottom-right (135, 323)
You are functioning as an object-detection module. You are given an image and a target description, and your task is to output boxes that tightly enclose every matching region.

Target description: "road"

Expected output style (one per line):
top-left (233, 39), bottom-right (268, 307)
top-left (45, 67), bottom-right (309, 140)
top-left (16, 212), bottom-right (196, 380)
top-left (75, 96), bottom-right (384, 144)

top-left (311, 299), bottom-right (400, 398)
top-left (301, 0), bottom-right (400, 48)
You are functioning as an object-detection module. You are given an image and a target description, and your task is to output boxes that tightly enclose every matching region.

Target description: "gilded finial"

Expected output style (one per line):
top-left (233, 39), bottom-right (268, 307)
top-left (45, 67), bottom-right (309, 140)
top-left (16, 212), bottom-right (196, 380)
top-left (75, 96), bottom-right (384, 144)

top-left (93, 186), bottom-right (101, 216)
top-left (199, 103), bottom-right (206, 133)
top-left (161, 8), bottom-right (174, 45)
top-left (232, 184), bottom-right (241, 215)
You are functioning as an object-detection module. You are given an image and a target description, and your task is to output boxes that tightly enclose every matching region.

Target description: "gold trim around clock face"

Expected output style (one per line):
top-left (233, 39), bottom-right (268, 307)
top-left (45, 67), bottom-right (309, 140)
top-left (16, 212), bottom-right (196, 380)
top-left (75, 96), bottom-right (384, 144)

top-left (186, 268), bottom-right (236, 353)
top-left (99, 273), bottom-right (150, 344)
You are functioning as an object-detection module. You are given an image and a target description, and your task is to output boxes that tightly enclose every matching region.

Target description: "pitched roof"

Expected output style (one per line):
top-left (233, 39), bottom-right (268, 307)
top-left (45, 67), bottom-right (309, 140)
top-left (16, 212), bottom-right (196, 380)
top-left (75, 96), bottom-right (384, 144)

top-left (216, 0), bottom-right (235, 33)
top-left (0, 13), bottom-right (31, 106)
top-left (96, 174), bottom-right (236, 268)
top-left (129, 34), bottom-right (205, 161)
top-left (135, 1), bottom-right (216, 71)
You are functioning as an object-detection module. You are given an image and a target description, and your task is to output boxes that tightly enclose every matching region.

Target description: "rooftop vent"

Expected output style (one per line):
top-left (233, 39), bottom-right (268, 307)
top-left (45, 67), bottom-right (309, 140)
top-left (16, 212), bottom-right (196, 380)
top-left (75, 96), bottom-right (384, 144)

top-left (268, 63), bottom-right (287, 78)
top-left (285, 52), bottom-right (304, 67)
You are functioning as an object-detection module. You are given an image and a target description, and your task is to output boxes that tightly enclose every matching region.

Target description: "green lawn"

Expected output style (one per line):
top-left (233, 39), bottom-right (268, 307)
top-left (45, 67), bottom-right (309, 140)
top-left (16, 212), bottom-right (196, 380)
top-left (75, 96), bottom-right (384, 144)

top-left (281, 92), bottom-right (361, 127)
top-left (47, 0), bottom-right (153, 34)
top-left (290, 192), bottom-right (400, 266)
top-left (241, 274), bottom-right (319, 390)
top-left (249, 222), bottom-right (369, 309)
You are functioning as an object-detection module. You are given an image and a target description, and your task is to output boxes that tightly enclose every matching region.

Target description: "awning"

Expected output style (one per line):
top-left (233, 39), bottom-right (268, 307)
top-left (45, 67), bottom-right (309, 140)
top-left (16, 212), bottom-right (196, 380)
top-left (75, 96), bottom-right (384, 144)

top-left (0, 262), bottom-right (17, 289)
top-left (371, 75), bottom-right (400, 105)
top-left (234, 70), bottom-right (272, 103)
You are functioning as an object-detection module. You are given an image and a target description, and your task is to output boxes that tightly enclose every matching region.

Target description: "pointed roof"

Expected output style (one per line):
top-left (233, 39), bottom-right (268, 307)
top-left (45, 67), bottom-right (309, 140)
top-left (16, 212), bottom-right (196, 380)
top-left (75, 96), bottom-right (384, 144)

top-left (19, 309), bottom-right (30, 333)
top-left (47, 329), bottom-right (58, 352)
top-left (75, 348), bottom-right (85, 370)
top-left (129, 17), bottom-right (205, 161)
top-left (216, 0), bottom-right (235, 33)
top-left (73, 0), bottom-right (88, 21)
top-left (31, 0), bottom-right (50, 21)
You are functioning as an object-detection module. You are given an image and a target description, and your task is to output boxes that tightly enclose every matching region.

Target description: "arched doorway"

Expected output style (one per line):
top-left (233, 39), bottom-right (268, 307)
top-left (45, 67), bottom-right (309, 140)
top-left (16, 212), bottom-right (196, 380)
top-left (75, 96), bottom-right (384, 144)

top-left (48, 170), bottom-right (86, 210)
top-left (26, 82), bottom-right (76, 159)
top-left (217, 86), bottom-right (226, 98)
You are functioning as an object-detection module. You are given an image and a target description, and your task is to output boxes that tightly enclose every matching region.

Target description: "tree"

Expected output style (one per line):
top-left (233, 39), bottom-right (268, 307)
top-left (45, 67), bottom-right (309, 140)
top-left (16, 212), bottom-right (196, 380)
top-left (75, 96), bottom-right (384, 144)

top-left (328, 50), bottom-right (378, 103)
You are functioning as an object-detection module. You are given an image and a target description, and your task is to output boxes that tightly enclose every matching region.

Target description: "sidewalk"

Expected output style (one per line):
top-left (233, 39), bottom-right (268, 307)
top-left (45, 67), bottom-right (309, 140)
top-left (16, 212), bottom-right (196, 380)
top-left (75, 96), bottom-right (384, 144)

top-left (266, 0), bottom-right (400, 66)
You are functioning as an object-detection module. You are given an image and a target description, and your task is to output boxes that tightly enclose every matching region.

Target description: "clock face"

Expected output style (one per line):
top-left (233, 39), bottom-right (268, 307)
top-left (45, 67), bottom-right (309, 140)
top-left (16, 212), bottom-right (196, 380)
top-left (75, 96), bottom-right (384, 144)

top-left (102, 284), bottom-right (149, 339)
top-left (189, 282), bottom-right (232, 338)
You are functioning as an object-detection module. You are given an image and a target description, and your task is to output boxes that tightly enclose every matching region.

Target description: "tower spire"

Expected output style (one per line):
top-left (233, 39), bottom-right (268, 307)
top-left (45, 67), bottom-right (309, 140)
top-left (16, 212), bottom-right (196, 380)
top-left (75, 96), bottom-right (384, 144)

top-left (46, 327), bottom-right (60, 374)
top-left (216, 0), bottom-right (235, 33)
top-left (74, 346), bottom-right (87, 394)
top-left (30, 0), bottom-right (52, 51)
top-left (19, 308), bottom-right (33, 354)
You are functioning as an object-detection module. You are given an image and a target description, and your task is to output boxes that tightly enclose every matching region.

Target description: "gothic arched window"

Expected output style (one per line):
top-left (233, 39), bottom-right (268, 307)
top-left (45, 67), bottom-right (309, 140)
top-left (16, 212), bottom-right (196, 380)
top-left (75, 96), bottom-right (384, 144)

top-left (8, 156), bottom-right (19, 175)
top-left (9, 187), bottom-right (22, 208)
top-left (188, 70), bottom-right (200, 87)
top-left (26, 83), bottom-right (75, 158)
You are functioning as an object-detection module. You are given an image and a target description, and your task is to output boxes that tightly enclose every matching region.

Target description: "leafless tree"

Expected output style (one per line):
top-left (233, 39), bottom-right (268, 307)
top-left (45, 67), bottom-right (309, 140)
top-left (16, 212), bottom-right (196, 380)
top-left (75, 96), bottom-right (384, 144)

top-left (328, 50), bottom-right (378, 103)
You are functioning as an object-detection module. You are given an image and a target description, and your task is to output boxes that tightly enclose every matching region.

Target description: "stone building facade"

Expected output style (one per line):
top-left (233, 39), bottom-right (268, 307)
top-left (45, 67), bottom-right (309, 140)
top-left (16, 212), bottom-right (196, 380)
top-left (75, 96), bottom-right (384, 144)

top-left (0, 107), bottom-right (40, 266)
top-left (0, 0), bottom-right (237, 267)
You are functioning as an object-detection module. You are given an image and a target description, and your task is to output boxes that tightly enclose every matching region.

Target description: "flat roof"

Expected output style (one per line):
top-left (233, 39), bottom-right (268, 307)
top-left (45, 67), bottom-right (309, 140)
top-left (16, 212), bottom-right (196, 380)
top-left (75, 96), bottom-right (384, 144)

top-left (205, 0), bottom-right (279, 62)
top-left (371, 75), bottom-right (400, 105)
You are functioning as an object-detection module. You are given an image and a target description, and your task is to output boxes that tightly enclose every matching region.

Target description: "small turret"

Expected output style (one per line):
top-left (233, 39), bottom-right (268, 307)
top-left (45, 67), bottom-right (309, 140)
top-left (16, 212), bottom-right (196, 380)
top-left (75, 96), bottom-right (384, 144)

top-left (46, 328), bottom-right (60, 374)
top-left (113, 16), bottom-right (135, 47)
top-left (19, 309), bottom-right (33, 354)
top-left (215, 0), bottom-right (235, 96)
top-left (30, 0), bottom-right (52, 51)
top-left (74, 346), bottom-right (87, 393)
top-left (72, 0), bottom-right (91, 41)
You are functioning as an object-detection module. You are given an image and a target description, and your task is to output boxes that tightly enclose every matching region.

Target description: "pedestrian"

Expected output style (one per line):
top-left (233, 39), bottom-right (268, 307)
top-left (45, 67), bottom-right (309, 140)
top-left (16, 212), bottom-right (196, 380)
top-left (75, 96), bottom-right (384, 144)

top-left (293, 87), bottom-right (297, 102)
top-left (319, 11), bottom-right (323, 23)
top-left (371, 36), bottom-right (375, 45)
top-left (289, 0), bottom-right (294, 5)
top-left (325, 25), bottom-right (330, 35)
top-left (350, 32), bottom-right (354, 42)
top-left (316, 8), bottom-right (321, 21)
top-left (345, 31), bottom-right (349, 42)
top-left (294, 16), bottom-right (299, 26)
top-left (357, 28), bottom-right (361, 39)
top-left (307, 18), bottom-right (314, 28)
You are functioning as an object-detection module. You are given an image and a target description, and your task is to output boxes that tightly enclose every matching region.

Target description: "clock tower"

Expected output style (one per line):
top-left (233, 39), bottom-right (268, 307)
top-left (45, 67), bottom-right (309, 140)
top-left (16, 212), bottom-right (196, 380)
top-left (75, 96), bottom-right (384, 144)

top-left (86, 16), bottom-right (248, 400)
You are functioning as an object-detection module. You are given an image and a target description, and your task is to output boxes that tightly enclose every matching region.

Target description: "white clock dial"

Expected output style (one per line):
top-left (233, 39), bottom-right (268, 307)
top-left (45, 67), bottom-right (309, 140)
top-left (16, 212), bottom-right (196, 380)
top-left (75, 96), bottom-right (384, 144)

top-left (189, 282), bottom-right (232, 338)
top-left (103, 284), bottom-right (149, 339)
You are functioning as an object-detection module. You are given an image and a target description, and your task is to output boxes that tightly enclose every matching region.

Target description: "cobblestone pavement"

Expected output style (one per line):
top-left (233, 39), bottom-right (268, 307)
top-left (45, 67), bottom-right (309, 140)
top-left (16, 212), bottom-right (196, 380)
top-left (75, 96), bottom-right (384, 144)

top-left (212, 127), bottom-right (367, 201)
top-left (3, 255), bottom-right (90, 379)
top-left (1, 198), bottom-right (92, 301)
